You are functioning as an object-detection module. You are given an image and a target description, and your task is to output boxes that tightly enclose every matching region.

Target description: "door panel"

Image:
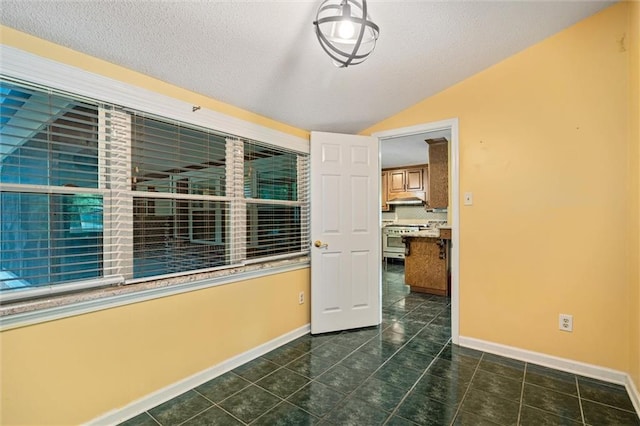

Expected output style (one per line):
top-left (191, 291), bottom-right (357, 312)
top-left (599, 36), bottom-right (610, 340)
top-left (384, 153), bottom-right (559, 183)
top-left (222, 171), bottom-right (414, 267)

top-left (389, 170), bottom-right (405, 192)
top-left (310, 131), bottom-right (380, 334)
top-left (406, 168), bottom-right (424, 191)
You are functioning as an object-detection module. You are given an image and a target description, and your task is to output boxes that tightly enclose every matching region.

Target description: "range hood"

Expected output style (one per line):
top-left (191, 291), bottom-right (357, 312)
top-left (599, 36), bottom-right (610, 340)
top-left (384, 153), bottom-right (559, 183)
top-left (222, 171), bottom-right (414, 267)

top-left (387, 196), bottom-right (425, 205)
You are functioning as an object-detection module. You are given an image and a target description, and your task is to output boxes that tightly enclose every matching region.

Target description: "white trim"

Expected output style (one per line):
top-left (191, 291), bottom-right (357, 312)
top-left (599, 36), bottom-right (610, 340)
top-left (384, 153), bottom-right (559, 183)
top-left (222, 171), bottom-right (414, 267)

top-left (0, 263), bottom-right (309, 331)
top-left (0, 275), bottom-right (124, 304)
top-left (372, 117), bottom-right (460, 344)
top-left (459, 335), bottom-right (640, 416)
top-left (85, 324), bottom-right (311, 426)
top-left (626, 374), bottom-right (640, 417)
top-left (0, 45), bottom-right (309, 154)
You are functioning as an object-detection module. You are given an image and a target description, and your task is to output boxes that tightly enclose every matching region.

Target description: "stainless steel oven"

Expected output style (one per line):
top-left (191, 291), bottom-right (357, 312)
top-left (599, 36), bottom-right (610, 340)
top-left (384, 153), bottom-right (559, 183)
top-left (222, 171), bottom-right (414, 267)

top-left (382, 225), bottom-right (421, 260)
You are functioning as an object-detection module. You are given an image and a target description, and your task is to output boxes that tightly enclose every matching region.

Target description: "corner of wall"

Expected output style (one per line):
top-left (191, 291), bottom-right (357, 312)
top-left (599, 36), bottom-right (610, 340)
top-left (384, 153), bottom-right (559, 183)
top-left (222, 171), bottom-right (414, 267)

top-left (627, 0), bottom-right (640, 394)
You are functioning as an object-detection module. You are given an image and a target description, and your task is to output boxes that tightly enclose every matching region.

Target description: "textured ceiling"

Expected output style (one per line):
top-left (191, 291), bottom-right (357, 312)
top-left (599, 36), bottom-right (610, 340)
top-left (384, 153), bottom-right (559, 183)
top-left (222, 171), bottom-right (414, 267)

top-left (0, 1), bottom-right (613, 134)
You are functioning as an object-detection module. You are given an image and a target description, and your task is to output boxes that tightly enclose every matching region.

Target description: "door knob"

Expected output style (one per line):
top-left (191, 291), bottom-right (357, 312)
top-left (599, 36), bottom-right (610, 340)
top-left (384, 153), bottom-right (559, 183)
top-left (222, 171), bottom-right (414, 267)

top-left (314, 240), bottom-right (328, 248)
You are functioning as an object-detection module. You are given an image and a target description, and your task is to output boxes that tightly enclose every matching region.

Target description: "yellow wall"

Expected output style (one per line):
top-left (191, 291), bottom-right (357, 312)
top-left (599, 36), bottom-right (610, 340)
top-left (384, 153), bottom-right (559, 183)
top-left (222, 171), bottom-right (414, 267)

top-left (0, 268), bottom-right (310, 425)
top-left (629, 0), bottom-right (640, 392)
top-left (0, 26), bottom-right (312, 425)
top-left (364, 3), bottom-right (635, 373)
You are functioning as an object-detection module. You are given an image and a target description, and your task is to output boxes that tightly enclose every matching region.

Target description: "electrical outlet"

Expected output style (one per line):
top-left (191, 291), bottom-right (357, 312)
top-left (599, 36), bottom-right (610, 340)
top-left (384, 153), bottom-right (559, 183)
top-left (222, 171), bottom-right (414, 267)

top-left (559, 314), bottom-right (573, 332)
top-left (299, 291), bottom-right (304, 305)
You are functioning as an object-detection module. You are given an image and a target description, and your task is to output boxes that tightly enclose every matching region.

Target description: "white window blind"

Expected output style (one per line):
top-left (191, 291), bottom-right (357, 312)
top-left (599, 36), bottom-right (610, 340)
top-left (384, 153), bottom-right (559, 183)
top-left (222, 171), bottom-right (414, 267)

top-left (0, 78), bottom-right (123, 299)
top-left (244, 141), bottom-right (310, 262)
top-left (130, 113), bottom-right (233, 278)
top-left (0, 77), bottom-right (310, 302)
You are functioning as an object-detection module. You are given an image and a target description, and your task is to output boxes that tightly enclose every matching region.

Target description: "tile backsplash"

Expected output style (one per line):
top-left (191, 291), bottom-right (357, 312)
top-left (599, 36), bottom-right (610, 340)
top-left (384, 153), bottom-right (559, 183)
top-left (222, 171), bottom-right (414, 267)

top-left (382, 205), bottom-right (447, 222)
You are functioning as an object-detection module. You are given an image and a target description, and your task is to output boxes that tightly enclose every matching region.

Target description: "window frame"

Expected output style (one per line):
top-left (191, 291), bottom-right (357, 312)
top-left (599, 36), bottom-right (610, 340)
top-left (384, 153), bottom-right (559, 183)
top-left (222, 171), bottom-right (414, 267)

top-left (0, 45), bottom-right (310, 316)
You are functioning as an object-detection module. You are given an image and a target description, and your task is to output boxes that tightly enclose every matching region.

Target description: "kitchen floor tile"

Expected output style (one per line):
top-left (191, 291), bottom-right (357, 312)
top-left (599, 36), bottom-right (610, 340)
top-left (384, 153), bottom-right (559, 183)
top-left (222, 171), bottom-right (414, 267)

top-left (518, 404), bottom-right (582, 426)
top-left (256, 368), bottom-right (310, 398)
top-left (372, 359), bottom-right (424, 391)
top-left (252, 401), bottom-right (319, 425)
top-left (478, 353), bottom-right (525, 381)
top-left (147, 390), bottom-right (211, 425)
top-left (522, 383), bottom-right (582, 422)
top-left (118, 412), bottom-right (159, 426)
top-left (453, 411), bottom-right (502, 426)
top-left (350, 377), bottom-right (408, 412)
top-left (315, 363), bottom-right (370, 393)
top-left (396, 391), bottom-right (458, 426)
top-left (195, 372), bottom-right (251, 403)
top-left (427, 357), bottom-right (476, 383)
top-left (581, 399), bottom-right (640, 426)
top-left (578, 375), bottom-right (636, 411)
top-left (524, 363), bottom-right (578, 396)
top-left (231, 357), bottom-right (280, 382)
top-left (470, 369), bottom-right (523, 402)
top-left (285, 353), bottom-right (334, 379)
top-left (412, 372), bottom-right (470, 406)
top-left (320, 396), bottom-right (389, 425)
top-left (286, 381), bottom-right (345, 417)
top-left (217, 385), bottom-right (281, 424)
top-left (181, 406), bottom-right (243, 425)
top-left (459, 388), bottom-right (520, 426)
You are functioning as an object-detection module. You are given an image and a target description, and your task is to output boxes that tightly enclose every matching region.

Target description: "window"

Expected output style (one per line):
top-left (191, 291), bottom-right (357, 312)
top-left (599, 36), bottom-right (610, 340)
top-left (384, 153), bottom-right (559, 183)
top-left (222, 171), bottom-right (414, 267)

top-left (244, 142), bottom-right (308, 260)
top-left (0, 78), bottom-right (310, 301)
top-left (0, 81), bottom-right (105, 292)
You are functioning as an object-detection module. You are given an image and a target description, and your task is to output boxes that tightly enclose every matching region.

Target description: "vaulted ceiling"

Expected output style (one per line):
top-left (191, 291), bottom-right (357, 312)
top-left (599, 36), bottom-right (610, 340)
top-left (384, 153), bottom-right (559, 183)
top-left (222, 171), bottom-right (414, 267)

top-left (0, 1), bottom-right (614, 134)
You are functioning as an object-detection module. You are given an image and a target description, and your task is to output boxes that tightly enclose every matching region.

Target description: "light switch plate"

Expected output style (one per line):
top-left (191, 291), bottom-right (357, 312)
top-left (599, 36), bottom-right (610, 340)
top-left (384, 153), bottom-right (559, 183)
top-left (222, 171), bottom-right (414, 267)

top-left (464, 192), bottom-right (473, 206)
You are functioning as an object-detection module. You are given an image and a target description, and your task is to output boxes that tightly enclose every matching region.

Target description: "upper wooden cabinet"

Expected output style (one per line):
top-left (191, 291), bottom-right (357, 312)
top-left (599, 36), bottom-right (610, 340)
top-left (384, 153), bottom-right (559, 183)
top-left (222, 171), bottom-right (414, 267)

top-left (382, 165), bottom-right (427, 209)
top-left (426, 138), bottom-right (448, 209)
top-left (381, 171), bottom-right (390, 211)
top-left (388, 166), bottom-right (425, 193)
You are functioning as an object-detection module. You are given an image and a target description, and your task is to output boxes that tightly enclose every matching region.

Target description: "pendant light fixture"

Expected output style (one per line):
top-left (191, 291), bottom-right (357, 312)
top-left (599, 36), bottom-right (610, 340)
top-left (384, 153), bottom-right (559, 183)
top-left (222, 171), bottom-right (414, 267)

top-left (313, 0), bottom-right (380, 68)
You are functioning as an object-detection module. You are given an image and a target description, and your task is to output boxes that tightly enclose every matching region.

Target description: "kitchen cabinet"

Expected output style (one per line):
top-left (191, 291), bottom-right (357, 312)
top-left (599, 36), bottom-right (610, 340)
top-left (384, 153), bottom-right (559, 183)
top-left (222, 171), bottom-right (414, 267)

top-left (381, 171), bottom-right (390, 211)
top-left (426, 138), bottom-right (448, 209)
top-left (404, 235), bottom-right (449, 296)
top-left (388, 166), bottom-right (425, 193)
top-left (383, 165), bottom-right (427, 206)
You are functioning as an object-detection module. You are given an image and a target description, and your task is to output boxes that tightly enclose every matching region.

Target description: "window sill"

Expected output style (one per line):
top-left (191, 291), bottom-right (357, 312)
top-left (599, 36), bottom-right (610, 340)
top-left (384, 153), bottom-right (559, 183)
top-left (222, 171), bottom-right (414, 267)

top-left (0, 256), bottom-right (309, 331)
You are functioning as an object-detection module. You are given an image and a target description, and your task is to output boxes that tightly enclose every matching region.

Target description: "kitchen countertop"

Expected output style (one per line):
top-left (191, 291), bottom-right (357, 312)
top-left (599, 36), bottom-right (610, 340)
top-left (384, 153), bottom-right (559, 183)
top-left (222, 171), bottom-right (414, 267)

top-left (403, 229), bottom-right (441, 238)
top-left (403, 225), bottom-right (452, 239)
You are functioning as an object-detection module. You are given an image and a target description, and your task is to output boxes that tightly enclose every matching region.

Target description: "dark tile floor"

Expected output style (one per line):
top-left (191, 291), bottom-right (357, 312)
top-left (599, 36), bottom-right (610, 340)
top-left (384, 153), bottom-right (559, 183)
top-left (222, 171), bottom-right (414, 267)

top-left (120, 263), bottom-right (639, 426)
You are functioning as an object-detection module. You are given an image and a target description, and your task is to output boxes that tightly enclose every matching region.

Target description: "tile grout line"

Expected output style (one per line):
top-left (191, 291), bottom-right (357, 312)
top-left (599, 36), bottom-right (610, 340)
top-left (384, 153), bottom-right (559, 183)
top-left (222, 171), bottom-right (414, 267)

top-left (447, 351), bottom-right (485, 426)
top-left (311, 295), bottom-right (442, 424)
top-left (516, 362), bottom-right (528, 425)
top-left (304, 295), bottom-right (448, 424)
top-left (188, 387), bottom-right (249, 425)
top-left (383, 335), bottom-right (451, 425)
top-left (145, 411), bottom-right (162, 426)
top-left (576, 375), bottom-right (586, 425)
top-left (381, 302), bottom-right (453, 425)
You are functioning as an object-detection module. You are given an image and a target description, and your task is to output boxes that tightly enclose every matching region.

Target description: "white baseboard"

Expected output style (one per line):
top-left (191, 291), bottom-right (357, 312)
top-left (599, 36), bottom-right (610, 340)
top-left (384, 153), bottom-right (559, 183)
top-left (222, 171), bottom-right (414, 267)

top-left (87, 324), bottom-right (311, 426)
top-left (458, 336), bottom-right (640, 416)
top-left (627, 373), bottom-right (640, 417)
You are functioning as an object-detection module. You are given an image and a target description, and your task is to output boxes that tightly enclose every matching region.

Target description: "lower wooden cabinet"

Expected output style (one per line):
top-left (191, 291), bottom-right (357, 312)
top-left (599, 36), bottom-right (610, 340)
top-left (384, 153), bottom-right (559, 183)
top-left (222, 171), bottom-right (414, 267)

top-left (404, 237), bottom-right (448, 296)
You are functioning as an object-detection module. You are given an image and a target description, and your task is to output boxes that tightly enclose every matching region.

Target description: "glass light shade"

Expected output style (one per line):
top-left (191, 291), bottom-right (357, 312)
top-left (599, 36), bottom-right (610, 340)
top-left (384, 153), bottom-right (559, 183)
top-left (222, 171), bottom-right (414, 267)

top-left (313, 0), bottom-right (380, 68)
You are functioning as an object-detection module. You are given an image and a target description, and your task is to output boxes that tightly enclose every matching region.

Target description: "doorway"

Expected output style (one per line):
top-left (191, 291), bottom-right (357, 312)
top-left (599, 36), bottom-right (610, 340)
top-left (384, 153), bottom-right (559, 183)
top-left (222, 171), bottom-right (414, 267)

top-left (373, 118), bottom-right (460, 344)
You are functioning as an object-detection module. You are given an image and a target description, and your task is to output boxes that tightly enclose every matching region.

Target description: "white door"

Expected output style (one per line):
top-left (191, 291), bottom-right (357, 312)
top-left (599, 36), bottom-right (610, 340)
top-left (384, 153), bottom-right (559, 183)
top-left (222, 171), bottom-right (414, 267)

top-left (310, 131), bottom-right (381, 334)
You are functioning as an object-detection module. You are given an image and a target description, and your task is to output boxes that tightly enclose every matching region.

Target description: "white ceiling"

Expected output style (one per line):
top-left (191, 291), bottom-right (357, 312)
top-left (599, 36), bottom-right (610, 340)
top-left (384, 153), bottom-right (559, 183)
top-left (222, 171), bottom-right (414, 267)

top-left (381, 129), bottom-right (451, 169)
top-left (0, 1), bottom-right (613, 135)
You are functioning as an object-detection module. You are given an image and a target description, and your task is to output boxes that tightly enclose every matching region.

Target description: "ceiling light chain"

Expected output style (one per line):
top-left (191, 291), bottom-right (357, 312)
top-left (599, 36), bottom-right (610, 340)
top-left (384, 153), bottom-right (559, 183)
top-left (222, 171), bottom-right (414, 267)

top-left (313, 0), bottom-right (380, 68)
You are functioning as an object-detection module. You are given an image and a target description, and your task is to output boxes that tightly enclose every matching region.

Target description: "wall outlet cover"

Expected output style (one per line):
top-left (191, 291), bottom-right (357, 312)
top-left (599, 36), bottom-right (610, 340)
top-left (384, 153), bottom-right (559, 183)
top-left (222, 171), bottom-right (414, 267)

top-left (559, 314), bottom-right (573, 332)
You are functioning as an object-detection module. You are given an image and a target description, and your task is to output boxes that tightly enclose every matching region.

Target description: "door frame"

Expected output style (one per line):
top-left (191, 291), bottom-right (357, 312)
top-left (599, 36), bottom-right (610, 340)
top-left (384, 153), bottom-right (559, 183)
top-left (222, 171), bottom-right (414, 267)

top-left (372, 118), bottom-right (460, 344)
